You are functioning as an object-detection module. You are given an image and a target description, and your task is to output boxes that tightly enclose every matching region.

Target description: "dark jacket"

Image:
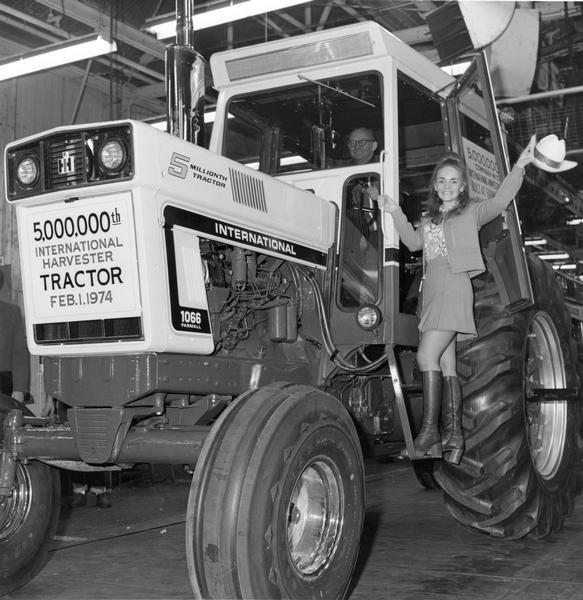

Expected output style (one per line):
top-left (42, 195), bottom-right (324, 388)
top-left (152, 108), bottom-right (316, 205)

top-left (389, 164), bottom-right (525, 278)
top-left (0, 299), bottom-right (29, 391)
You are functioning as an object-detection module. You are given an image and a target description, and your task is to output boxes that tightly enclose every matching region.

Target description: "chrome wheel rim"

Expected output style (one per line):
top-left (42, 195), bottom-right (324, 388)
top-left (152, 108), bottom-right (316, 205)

top-left (524, 312), bottom-right (568, 480)
top-left (0, 462), bottom-right (31, 540)
top-left (287, 457), bottom-right (343, 576)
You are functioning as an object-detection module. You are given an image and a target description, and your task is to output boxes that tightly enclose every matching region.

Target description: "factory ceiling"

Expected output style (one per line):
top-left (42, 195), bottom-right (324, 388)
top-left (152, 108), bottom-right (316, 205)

top-left (1, 1), bottom-right (578, 109)
top-left (1, 0), bottom-right (583, 261)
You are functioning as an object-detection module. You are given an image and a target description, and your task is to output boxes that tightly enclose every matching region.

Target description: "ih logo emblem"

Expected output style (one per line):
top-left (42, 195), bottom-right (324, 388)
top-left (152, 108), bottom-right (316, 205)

top-left (58, 151), bottom-right (75, 175)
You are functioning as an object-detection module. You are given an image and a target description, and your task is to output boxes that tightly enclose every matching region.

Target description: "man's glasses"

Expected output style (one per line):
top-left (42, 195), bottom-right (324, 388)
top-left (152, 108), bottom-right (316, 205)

top-left (347, 139), bottom-right (375, 149)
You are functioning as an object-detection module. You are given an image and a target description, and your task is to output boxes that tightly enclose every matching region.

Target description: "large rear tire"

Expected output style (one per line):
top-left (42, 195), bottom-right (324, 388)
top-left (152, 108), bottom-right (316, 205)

top-left (436, 255), bottom-right (581, 538)
top-left (0, 397), bottom-right (61, 595)
top-left (186, 382), bottom-right (365, 599)
top-left (413, 459), bottom-right (440, 490)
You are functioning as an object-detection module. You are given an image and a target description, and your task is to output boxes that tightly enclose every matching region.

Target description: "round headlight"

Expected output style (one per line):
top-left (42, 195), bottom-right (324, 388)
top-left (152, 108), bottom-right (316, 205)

top-left (16, 156), bottom-right (39, 187)
top-left (99, 138), bottom-right (126, 173)
top-left (356, 305), bottom-right (382, 331)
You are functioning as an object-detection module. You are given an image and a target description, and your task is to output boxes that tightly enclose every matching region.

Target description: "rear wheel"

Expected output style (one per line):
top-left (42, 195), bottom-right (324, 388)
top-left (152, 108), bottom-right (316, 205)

top-left (0, 397), bottom-right (61, 595)
top-left (186, 382), bottom-right (364, 599)
top-left (436, 256), bottom-right (580, 538)
top-left (413, 459), bottom-right (440, 490)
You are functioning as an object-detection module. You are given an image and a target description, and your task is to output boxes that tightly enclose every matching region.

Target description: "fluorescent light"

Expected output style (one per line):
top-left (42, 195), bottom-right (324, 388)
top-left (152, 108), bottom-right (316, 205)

top-left (538, 252), bottom-right (570, 261)
top-left (441, 61), bottom-right (471, 77)
top-left (245, 155), bottom-right (308, 170)
top-left (0, 34), bottom-right (117, 82)
top-left (524, 237), bottom-right (547, 246)
top-left (567, 217), bottom-right (583, 226)
top-left (146, 0), bottom-right (313, 39)
top-left (552, 263), bottom-right (577, 270)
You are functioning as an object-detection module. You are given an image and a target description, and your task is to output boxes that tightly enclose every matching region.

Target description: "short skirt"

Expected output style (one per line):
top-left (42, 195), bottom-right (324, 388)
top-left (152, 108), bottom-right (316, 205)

top-left (418, 255), bottom-right (477, 339)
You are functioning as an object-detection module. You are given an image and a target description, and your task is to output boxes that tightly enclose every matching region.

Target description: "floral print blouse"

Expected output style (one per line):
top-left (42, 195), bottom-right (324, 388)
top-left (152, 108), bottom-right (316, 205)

top-left (423, 220), bottom-right (448, 261)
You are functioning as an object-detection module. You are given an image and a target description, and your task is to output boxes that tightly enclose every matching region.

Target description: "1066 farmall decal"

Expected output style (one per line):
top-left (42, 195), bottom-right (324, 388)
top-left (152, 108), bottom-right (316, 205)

top-left (24, 193), bottom-right (141, 321)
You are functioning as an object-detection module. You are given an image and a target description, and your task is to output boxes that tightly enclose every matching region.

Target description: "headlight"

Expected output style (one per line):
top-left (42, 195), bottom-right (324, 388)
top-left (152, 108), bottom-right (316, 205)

top-left (356, 304), bottom-right (382, 330)
top-left (16, 156), bottom-right (40, 187)
top-left (99, 138), bottom-right (127, 173)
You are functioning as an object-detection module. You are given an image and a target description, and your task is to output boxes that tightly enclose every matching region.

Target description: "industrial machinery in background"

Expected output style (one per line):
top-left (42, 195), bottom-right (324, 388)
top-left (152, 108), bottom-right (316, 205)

top-left (1, 1), bottom-right (581, 598)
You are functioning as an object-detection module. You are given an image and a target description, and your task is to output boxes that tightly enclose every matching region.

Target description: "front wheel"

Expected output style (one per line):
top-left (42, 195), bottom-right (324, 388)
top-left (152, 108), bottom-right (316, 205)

top-left (0, 397), bottom-right (61, 595)
top-left (186, 382), bottom-right (365, 599)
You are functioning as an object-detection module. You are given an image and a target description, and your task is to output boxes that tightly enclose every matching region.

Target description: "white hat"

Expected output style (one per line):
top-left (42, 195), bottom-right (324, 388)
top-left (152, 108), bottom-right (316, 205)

top-left (533, 134), bottom-right (577, 173)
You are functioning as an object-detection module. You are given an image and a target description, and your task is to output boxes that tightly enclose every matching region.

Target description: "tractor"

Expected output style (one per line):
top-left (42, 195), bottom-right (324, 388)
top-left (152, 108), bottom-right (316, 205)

top-left (1, 3), bottom-right (580, 598)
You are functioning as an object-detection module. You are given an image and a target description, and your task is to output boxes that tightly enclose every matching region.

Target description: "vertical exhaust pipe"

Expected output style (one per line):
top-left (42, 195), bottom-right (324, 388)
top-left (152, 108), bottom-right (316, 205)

top-left (165, 0), bottom-right (206, 145)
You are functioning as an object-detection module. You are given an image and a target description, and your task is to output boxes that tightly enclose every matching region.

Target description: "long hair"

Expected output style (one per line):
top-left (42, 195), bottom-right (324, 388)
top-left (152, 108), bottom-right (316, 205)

top-left (426, 153), bottom-right (470, 224)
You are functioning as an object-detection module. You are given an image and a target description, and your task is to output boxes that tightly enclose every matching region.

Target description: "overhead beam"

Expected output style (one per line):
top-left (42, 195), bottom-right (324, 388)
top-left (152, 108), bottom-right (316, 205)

top-left (251, 14), bottom-right (291, 38)
top-left (276, 11), bottom-right (311, 33)
top-left (338, 4), bottom-right (366, 23)
top-left (316, 1), bottom-right (334, 31)
top-left (0, 36), bottom-right (165, 116)
top-left (394, 25), bottom-right (433, 46)
top-left (0, 10), bottom-right (160, 87)
top-left (33, 0), bottom-right (166, 61)
top-left (0, 3), bottom-right (67, 38)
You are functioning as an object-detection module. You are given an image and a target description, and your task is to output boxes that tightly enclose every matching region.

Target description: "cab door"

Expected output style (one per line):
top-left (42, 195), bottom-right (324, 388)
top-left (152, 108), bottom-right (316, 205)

top-left (445, 52), bottom-right (534, 309)
top-left (387, 72), bottom-right (450, 347)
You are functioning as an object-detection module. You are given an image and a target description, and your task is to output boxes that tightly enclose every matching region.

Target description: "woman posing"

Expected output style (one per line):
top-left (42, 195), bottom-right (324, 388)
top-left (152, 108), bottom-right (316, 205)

top-left (376, 136), bottom-right (536, 463)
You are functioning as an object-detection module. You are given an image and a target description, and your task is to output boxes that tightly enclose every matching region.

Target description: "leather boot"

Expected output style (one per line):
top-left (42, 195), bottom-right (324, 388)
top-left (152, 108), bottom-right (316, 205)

top-left (441, 376), bottom-right (464, 464)
top-left (413, 371), bottom-right (443, 459)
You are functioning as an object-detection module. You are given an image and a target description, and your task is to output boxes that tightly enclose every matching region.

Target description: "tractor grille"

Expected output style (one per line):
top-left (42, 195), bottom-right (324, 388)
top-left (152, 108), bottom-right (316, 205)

top-left (34, 317), bottom-right (142, 345)
top-left (46, 134), bottom-right (86, 188)
top-left (6, 123), bottom-right (133, 201)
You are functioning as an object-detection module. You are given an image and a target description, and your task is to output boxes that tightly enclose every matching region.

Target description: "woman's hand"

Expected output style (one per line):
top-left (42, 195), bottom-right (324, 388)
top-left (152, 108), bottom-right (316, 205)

top-left (377, 193), bottom-right (399, 213)
top-left (516, 134), bottom-right (536, 169)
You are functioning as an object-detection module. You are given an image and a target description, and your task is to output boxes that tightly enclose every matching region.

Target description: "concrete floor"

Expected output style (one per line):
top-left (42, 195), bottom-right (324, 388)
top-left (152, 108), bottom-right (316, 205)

top-left (4, 459), bottom-right (583, 600)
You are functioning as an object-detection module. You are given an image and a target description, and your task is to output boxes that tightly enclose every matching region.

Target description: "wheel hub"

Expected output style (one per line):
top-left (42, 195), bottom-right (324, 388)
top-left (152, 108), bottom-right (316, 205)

top-left (287, 458), bottom-right (343, 577)
top-left (524, 312), bottom-right (568, 480)
top-left (0, 462), bottom-right (31, 540)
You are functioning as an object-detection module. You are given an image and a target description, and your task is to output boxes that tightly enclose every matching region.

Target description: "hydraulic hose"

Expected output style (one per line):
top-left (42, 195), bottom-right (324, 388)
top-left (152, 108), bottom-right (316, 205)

top-left (298, 268), bottom-right (387, 374)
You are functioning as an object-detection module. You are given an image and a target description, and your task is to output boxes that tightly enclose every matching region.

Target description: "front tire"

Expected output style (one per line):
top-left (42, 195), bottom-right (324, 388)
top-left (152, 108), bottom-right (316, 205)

top-left (0, 397), bottom-right (61, 595)
top-left (186, 382), bottom-right (365, 599)
top-left (436, 255), bottom-right (581, 538)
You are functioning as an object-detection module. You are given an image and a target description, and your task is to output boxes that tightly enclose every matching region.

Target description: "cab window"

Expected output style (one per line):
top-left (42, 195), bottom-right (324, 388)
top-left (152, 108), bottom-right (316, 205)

top-left (338, 174), bottom-right (381, 309)
top-left (223, 72), bottom-right (383, 174)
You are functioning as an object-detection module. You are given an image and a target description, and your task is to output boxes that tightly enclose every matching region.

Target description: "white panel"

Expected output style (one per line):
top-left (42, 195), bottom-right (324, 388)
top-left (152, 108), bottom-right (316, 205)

top-left (174, 226), bottom-right (207, 308)
top-left (459, 1), bottom-right (516, 50)
top-left (487, 9), bottom-right (540, 98)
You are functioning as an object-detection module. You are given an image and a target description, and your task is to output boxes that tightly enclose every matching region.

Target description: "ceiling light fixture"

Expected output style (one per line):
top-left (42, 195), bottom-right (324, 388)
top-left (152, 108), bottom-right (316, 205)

top-left (524, 237), bottom-right (547, 246)
top-left (145, 0), bottom-right (313, 39)
top-left (538, 251), bottom-right (570, 261)
top-left (0, 34), bottom-right (117, 82)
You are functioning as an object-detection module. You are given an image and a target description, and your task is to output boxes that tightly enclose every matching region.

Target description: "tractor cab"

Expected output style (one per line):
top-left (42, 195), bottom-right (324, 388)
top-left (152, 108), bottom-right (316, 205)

top-left (209, 21), bottom-right (533, 351)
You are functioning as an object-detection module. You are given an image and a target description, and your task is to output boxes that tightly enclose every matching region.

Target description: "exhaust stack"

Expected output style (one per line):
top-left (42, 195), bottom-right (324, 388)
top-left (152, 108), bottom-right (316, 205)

top-left (165, 0), bottom-right (206, 145)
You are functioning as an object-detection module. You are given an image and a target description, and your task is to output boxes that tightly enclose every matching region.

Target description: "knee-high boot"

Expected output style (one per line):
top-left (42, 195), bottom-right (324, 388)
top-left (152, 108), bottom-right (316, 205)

top-left (441, 376), bottom-right (464, 464)
top-left (413, 371), bottom-right (443, 458)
